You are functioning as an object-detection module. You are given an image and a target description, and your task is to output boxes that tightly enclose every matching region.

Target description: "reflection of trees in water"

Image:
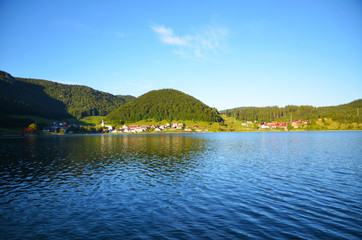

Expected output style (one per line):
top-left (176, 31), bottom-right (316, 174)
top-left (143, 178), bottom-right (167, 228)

top-left (0, 135), bottom-right (208, 181)
top-left (98, 134), bottom-right (208, 172)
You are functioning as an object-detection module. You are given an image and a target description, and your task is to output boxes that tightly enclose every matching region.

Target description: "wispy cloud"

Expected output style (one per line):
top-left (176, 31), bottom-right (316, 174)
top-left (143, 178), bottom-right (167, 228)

top-left (151, 24), bottom-right (228, 59)
top-left (151, 25), bottom-right (188, 46)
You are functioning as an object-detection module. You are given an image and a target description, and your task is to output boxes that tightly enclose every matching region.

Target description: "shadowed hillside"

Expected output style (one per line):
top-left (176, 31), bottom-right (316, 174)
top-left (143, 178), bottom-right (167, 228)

top-left (0, 70), bottom-right (135, 119)
top-left (0, 71), bottom-right (72, 119)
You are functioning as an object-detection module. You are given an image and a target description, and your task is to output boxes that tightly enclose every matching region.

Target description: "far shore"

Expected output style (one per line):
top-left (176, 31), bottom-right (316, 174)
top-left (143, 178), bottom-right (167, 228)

top-left (1, 129), bottom-right (361, 138)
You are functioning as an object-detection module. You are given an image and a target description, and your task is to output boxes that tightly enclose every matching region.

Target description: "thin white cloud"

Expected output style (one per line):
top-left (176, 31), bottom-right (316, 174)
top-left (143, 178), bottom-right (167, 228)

top-left (151, 25), bottom-right (188, 46)
top-left (152, 24), bottom-right (228, 58)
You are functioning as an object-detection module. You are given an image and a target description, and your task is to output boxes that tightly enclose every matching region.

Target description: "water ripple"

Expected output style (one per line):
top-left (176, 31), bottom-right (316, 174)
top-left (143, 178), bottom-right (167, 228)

top-left (0, 132), bottom-right (361, 239)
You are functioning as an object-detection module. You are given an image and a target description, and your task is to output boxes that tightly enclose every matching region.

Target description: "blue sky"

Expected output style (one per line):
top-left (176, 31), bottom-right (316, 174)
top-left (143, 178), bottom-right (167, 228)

top-left (1, 0), bottom-right (361, 110)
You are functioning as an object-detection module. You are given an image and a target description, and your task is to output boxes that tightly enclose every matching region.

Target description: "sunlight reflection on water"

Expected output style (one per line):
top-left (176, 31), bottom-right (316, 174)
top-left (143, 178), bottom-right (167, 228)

top-left (0, 132), bottom-right (361, 239)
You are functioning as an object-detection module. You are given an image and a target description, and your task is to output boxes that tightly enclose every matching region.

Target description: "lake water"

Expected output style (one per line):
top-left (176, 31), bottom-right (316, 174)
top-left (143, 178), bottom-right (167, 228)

top-left (0, 132), bottom-right (361, 239)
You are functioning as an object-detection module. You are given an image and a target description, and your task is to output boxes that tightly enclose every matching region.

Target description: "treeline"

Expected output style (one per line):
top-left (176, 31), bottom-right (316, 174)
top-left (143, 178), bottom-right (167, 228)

top-left (107, 89), bottom-right (223, 124)
top-left (222, 99), bottom-right (362, 123)
top-left (0, 71), bottom-right (135, 120)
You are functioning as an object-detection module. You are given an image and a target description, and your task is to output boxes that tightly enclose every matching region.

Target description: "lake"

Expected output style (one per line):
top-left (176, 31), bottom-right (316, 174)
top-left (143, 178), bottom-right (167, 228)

top-left (0, 132), bottom-right (361, 239)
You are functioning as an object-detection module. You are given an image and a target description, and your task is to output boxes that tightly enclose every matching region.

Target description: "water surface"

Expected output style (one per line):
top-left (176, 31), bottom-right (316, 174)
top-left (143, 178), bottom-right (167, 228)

top-left (0, 132), bottom-right (361, 239)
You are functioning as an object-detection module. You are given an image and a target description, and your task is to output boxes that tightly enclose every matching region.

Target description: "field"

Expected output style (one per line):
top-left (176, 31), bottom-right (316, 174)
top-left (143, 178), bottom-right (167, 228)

top-left (80, 116), bottom-right (104, 125)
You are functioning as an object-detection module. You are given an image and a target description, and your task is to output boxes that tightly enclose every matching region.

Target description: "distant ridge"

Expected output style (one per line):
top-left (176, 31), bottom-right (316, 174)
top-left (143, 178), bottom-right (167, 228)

top-left (0, 70), bottom-right (135, 119)
top-left (107, 89), bottom-right (223, 123)
top-left (221, 99), bottom-right (362, 123)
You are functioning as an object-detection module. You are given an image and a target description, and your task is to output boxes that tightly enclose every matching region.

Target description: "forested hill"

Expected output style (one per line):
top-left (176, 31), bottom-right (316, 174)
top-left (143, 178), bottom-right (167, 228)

top-left (107, 89), bottom-right (223, 123)
top-left (0, 70), bottom-right (135, 119)
top-left (20, 78), bottom-right (135, 118)
top-left (221, 99), bottom-right (362, 123)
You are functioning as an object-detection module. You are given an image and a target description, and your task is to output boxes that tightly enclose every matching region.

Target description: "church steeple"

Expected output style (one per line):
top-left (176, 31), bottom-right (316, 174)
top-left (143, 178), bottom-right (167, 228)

top-left (101, 119), bottom-right (105, 127)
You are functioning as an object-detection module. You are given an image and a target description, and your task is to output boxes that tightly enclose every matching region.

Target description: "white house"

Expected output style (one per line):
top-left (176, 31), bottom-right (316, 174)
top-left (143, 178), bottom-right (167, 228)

top-left (105, 125), bottom-right (113, 131)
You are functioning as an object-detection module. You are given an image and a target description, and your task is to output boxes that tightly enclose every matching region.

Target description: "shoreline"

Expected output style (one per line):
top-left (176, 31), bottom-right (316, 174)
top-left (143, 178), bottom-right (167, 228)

top-left (1, 129), bottom-right (361, 138)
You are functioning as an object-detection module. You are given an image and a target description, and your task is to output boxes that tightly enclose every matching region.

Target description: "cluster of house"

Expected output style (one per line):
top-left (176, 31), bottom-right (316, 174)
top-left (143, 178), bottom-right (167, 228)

top-left (259, 120), bottom-right (308, 129)
top-left (102, 121), bottom-right (205, 133)
top-left (42, 122), bottom-right (79, 133)
top-left (241, 120), bottom-right (308, 129)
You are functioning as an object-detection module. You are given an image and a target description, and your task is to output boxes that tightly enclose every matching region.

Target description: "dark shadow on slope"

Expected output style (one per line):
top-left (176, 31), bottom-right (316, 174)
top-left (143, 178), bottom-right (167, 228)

top-left (0, 72), bottom-right (74, 120)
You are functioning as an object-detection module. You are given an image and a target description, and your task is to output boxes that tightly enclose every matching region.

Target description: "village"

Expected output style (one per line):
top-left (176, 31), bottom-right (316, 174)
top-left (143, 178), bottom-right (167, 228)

top-left (101, 121), bottom-right (207, 133)
top-left (31, 119), bottom-right (311, 135)
top-left (237, 119), bottom-right (309, 130)
top-left (260, 120), bottom-right (308, 129)
top-left (29, 120), bottom-right (207, 135)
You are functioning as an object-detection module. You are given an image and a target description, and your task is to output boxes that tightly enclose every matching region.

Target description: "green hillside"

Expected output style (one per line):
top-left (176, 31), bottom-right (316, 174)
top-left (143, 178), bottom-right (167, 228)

top-left (0, 70), bottom-right (135, 119)
top-left (222, 99), bottom-right (362, 124)
top-left (107, 89), bottom-right (222, 124)
top-left (0, 71), bottom-right (72, 119)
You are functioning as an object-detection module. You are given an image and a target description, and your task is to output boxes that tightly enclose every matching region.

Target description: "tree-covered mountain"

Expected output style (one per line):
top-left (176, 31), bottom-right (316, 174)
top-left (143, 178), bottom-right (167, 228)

top-left (221, 99), bottom-right (362, 123)
top-left (0, 70), bottom-right (135, 119)
top-left (22, 77), bottom-right (135, 118)
top-left (107, 89), bottom-right (222, 124)
top-left (0, 71), bottom-right (72, 119)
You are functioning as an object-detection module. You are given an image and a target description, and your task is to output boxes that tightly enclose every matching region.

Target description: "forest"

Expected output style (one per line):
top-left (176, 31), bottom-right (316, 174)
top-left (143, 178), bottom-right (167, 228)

top-left (0, 70), bottom-right (134, 120)
top-left (107, 89), bottom-right (223, 124)
top-left (221, 99), bottom-right (362, 124)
